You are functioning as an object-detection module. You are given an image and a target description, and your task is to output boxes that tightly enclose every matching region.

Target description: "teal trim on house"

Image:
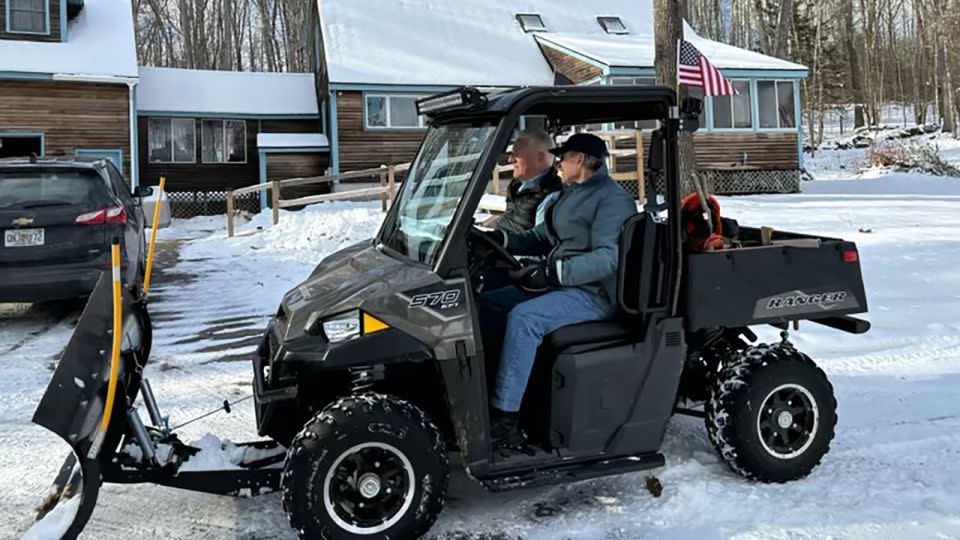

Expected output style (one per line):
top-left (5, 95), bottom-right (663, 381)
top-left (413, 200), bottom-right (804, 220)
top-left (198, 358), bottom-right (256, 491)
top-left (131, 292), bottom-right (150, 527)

top-left (0, 71), bottom-right (54, 80)
top-left (328, 90), bottom-right (340, 177)
top-left (5, 0), bottom-right (50, 35)
top-left (258, 149), bottom-right (268, 209)
top-left (795, 79), bottom-right (804, 169)
top-left (59, 0), bottom-right (67, 41)
top-left (606, 67), bottom-right (656, 77)
top-left (0, 132), bottom-right (45, 156)
top-left (131, 85), bottom-right (139, 187)
top-left (75, 148), bottom-right (123, 169)
top-left (719, 68), bottom-right (808, 79)
top-left (137, 111), bottom-right (320, 120)
top-left (259, 147), bottom-right (329, 154)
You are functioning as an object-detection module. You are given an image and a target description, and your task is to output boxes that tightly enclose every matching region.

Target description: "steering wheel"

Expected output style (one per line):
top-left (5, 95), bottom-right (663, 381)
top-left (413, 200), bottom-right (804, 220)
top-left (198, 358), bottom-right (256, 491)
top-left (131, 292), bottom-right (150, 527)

top-left (468, 226), bottom-right (522, 271)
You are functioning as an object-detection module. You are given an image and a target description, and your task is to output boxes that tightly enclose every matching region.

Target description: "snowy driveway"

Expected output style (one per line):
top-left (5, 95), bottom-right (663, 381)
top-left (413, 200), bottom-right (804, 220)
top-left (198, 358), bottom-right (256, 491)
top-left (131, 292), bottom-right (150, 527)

top-left (2, 176), bottom-right (960, 539)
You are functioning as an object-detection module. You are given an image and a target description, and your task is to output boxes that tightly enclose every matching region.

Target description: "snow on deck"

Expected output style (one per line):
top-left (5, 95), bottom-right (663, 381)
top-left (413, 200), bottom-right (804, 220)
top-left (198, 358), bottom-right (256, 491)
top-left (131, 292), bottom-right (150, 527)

top-left (0, 0), bottom-right (137, 79)
top-left (2, 172), bottom-right (960, 537)
top-left (137, 67), bottom-right (319, 116)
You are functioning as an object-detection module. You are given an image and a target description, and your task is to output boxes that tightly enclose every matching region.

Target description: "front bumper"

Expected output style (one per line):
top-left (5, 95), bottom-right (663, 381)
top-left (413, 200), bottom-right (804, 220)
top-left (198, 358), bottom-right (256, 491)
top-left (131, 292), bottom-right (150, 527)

top-left (252, 318), bottom-right (300, 436)
top-left (0, 260), bottom-right (102, 302)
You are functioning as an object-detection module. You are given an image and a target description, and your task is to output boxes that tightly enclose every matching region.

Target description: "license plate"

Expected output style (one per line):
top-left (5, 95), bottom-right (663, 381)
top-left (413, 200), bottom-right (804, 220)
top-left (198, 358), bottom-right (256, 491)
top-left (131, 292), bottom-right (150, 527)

top-left (4, 228), bottom-right (45, 247)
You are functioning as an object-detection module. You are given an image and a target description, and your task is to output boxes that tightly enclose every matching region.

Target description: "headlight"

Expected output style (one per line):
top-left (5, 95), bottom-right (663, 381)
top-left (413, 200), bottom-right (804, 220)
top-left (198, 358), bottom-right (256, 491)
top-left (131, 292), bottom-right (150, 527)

top-left (321, 310), bottom-right (361, 343)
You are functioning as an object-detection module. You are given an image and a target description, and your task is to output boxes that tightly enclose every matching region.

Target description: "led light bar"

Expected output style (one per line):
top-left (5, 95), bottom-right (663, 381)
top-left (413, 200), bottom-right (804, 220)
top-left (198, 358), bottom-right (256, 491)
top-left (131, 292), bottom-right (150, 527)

top-left (415, 87), bottom-right (486, 115)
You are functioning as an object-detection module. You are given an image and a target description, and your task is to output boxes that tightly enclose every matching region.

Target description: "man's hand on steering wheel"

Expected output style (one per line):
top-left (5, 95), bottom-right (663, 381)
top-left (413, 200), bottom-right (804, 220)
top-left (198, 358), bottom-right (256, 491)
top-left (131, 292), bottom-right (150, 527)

top-left (508, 259), bottom-right (560, 293)
top-left (469, 226), bottom-right (521, 270)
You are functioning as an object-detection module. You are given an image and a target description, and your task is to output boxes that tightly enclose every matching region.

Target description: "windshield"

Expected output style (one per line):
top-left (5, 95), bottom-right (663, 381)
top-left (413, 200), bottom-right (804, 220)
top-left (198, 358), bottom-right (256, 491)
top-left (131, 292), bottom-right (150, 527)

top-left (0, 169), bottom-right (109, 209)
top-left (380, 121), bottom-right (498, 265)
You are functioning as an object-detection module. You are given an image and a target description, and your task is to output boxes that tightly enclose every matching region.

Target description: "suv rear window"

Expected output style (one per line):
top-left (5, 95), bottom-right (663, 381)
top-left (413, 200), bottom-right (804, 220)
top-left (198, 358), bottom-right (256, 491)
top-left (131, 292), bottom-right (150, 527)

top-left (0, 169), bottom-right (111, 209)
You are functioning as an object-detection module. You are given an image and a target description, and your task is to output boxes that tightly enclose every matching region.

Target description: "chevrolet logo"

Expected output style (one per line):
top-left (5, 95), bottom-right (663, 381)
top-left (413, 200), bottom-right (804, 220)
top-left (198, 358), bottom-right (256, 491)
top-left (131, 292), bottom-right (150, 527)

top-left (11, 217), bottom-right (34, 227)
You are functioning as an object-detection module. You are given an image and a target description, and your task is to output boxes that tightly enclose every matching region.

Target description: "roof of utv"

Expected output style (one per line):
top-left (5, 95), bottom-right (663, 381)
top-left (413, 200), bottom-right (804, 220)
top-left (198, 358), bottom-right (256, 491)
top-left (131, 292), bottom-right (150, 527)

top-left (428, 85), bottom-right (677, 124)
top-left (0, 157), bottom-right (111, 172)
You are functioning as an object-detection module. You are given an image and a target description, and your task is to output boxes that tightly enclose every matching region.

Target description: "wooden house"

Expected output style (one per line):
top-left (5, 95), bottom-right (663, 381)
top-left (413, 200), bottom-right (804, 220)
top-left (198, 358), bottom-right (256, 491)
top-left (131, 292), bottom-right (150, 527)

top-left (135, 67), bottom-right (329, 211)
top-left (306, 0), bottom-right (809, 193)
top-left (0, 0), bottom-right (138, 181)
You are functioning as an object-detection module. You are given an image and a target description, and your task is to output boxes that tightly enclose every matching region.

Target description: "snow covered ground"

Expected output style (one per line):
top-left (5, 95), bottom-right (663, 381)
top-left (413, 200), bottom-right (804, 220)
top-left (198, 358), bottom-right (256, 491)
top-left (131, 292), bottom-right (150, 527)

top-left (2, 170), bottom-right (960, 539)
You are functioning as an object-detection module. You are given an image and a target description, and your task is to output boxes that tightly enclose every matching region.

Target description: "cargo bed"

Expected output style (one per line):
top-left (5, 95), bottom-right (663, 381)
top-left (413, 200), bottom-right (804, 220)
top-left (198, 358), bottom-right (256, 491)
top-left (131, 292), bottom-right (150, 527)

top-left (683, 226), bottom-right (868, 331)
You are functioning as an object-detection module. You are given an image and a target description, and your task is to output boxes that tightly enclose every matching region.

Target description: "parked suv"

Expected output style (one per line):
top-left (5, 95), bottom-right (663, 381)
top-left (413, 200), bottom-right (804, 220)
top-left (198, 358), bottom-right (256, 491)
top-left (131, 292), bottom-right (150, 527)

top-left (0, 157), bottom-right (151, 303)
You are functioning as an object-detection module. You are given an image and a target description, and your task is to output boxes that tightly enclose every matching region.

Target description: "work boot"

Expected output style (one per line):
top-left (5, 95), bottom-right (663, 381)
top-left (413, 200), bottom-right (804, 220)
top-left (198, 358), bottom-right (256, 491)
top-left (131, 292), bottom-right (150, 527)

top-left (489, 408), bottom-right (534, 456)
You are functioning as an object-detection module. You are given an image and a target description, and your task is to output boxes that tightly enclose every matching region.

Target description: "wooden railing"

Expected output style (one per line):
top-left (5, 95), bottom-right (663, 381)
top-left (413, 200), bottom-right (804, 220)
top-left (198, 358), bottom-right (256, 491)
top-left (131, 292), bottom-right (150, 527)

top-left (225, 162), bottom-right (410, 237)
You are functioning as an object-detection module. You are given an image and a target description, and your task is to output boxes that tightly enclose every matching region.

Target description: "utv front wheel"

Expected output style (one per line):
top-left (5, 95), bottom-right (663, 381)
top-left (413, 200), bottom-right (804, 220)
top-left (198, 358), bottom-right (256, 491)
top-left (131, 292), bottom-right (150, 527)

top-left (705, 343), bottom-right (837, 483)
top-left (282, 393), bottom-right (449, 539)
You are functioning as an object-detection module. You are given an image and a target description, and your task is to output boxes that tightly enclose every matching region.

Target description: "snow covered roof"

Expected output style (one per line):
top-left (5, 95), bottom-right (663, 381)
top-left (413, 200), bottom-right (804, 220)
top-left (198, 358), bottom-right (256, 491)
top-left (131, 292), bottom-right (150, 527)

top-left (316, 0), bottom-right (806, 87)
top-left (137, 67), bottom-right (319, 116)
top-left (0, 0), bottom-right (138, 80)
top-left (537, 25), bottom-right (807, 72)
top-left (257, 133), bottom-right (330, 149)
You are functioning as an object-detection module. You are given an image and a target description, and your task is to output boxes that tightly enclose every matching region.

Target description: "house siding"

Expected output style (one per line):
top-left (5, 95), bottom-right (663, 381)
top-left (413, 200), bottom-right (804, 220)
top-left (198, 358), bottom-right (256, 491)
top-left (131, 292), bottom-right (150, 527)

top-left (609, 131), bottom-right (798, 171)
top-left (538, 44), bottom-right (603, 84)
top-left (0, 80), bottom-right (131, 175)
top-left (0, 0), bottom-right (61, 42)
top-left (266, 152), bottom-right (332, 200)
top-left (137, 116), bottom-right (323, 191)
top-left (335, 91), bottom-right (423, 174)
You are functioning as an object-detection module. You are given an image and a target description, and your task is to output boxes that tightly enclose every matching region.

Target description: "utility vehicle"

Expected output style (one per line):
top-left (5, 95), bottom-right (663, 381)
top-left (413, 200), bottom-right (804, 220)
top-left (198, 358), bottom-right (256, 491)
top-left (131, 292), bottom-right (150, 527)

top-left (31, 86), bottom-right (869, 539)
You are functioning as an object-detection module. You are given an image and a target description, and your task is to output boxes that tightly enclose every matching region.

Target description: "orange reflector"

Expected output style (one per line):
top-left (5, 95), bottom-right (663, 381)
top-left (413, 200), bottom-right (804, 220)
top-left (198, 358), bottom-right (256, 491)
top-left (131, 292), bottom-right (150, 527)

top-left (362, 313), bottom-right (389, 334)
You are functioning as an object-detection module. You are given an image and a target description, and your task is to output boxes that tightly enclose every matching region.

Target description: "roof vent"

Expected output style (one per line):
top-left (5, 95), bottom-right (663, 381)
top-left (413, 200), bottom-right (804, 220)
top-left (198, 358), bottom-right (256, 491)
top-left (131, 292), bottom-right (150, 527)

top-left (516, 13), bottom-right (547, 33)
top-left (67, 0), bottom-right (84, 20)
top-left (597, 16), bottom-right (628, 35)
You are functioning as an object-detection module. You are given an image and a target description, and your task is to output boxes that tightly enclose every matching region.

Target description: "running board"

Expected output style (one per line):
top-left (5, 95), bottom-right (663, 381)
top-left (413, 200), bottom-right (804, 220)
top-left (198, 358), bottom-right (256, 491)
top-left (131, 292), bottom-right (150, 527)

top-left (481, 452), bottom-right (665, 492)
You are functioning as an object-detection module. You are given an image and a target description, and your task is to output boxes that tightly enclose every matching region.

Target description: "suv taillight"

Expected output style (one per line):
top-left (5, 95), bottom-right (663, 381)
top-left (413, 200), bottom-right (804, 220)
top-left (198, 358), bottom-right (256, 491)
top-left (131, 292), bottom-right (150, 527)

top-left (76, 206), bottom-right (125, 225)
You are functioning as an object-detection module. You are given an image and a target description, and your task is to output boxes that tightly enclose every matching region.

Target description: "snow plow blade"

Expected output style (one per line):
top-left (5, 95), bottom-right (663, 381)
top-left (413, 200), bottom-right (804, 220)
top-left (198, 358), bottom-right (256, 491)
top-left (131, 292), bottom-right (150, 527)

top-left (29, 272), bottom-right (149, 539)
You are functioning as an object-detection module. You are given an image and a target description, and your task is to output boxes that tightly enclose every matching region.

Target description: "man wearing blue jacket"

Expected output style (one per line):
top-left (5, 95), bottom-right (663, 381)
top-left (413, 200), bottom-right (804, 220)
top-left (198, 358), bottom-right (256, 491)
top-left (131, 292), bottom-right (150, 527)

top-left (479, 133), bottom-right (637, 450)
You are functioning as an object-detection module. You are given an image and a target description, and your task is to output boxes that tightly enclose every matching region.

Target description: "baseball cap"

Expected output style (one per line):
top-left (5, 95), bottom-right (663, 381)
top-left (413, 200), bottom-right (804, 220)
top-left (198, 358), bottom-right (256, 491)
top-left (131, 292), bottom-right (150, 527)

top-left (549, 133), bottom-right (609, 160)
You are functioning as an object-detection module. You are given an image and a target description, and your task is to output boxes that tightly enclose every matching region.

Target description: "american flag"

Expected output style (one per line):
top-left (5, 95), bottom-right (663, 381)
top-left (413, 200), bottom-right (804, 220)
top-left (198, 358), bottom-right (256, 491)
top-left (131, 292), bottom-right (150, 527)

top-left (678, 39), bottom-right (737, 96)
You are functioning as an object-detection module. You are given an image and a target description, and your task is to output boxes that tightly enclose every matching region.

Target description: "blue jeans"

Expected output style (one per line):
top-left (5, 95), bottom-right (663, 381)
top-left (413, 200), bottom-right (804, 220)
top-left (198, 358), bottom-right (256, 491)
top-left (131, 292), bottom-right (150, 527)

top-left (478, 286), bottom-right (616, 412)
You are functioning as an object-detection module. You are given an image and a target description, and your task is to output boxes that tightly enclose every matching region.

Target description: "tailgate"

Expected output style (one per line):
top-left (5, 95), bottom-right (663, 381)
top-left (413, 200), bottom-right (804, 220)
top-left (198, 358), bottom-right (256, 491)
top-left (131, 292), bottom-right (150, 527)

top-left (684, 231), bottom-right (867, 330)
top-left (0, 168), bottom-right (111, 265)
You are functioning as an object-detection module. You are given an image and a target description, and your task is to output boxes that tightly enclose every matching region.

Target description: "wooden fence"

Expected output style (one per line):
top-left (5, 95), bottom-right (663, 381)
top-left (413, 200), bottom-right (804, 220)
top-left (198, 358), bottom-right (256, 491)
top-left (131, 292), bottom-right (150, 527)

top-left (225, 163), bottom-right (410, 237)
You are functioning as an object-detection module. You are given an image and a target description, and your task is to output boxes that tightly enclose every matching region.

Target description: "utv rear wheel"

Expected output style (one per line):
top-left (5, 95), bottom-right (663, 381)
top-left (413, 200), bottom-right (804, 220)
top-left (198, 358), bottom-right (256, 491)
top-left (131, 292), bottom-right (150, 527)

top-left (705, 343), bottom-right (836, 483)
top-left (282, 393), bottom-right (449, 539)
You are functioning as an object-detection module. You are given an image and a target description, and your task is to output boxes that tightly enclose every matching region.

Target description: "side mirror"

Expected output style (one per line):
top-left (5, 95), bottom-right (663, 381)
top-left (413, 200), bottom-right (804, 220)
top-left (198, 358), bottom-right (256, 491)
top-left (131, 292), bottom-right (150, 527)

top-left (133, 186), bottom-right (154, 198)
top-left (680, 97), bottom-right (703, 132)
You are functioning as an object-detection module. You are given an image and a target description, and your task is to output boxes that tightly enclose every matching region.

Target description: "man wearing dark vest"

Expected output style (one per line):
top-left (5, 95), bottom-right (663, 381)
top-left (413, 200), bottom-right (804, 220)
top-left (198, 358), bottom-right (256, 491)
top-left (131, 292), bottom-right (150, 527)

top-left (495, 128), bottom-right (562, 234)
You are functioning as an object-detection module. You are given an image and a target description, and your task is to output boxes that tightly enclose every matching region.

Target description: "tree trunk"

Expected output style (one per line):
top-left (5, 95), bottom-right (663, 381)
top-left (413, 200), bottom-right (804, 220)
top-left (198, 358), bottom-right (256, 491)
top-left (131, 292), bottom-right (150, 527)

top-left (842, 0), bottom-right (866, 127)
top-left (772, 0), bottom-right (793, 58)
top-left (654, 0), bottom-right (697, 195)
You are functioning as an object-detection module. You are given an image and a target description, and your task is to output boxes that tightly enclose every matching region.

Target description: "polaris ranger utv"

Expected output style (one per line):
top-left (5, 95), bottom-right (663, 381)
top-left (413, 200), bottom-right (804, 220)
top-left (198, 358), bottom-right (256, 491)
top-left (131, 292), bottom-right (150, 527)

top-left (31, 86), bottom-right (869, 539)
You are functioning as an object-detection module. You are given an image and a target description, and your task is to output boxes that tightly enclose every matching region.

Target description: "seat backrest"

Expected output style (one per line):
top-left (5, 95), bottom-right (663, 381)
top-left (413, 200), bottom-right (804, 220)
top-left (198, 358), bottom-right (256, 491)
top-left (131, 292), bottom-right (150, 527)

top-left (617, 212), bottom-right (668, 319)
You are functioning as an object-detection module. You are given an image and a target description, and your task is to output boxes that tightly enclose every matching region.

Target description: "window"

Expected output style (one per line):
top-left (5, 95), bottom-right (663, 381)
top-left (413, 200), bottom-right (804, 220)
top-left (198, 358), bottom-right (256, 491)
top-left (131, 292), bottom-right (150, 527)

top-left (0, 134), bottom-right (42, 158)
top-left (365, 95), bottom-right (427, 129)
top-left (148, 118), bottom-right (196, 163)
top-left (609, 77), bottom-right (658, 129)
top-left (712, 80), bottom-right (752, 129)
top-left (597, 16), bottom-right (628, 35)
top-left (7, 0), bottom-right (48, 34)
top-left (202, 119), bottom-right (246, 163)
top-left (516, 13), bottom-right (546, 33)
top-left (758, 80), bottom-right (796, 129)
top-left (609, 76), bottom-right (655, 86)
